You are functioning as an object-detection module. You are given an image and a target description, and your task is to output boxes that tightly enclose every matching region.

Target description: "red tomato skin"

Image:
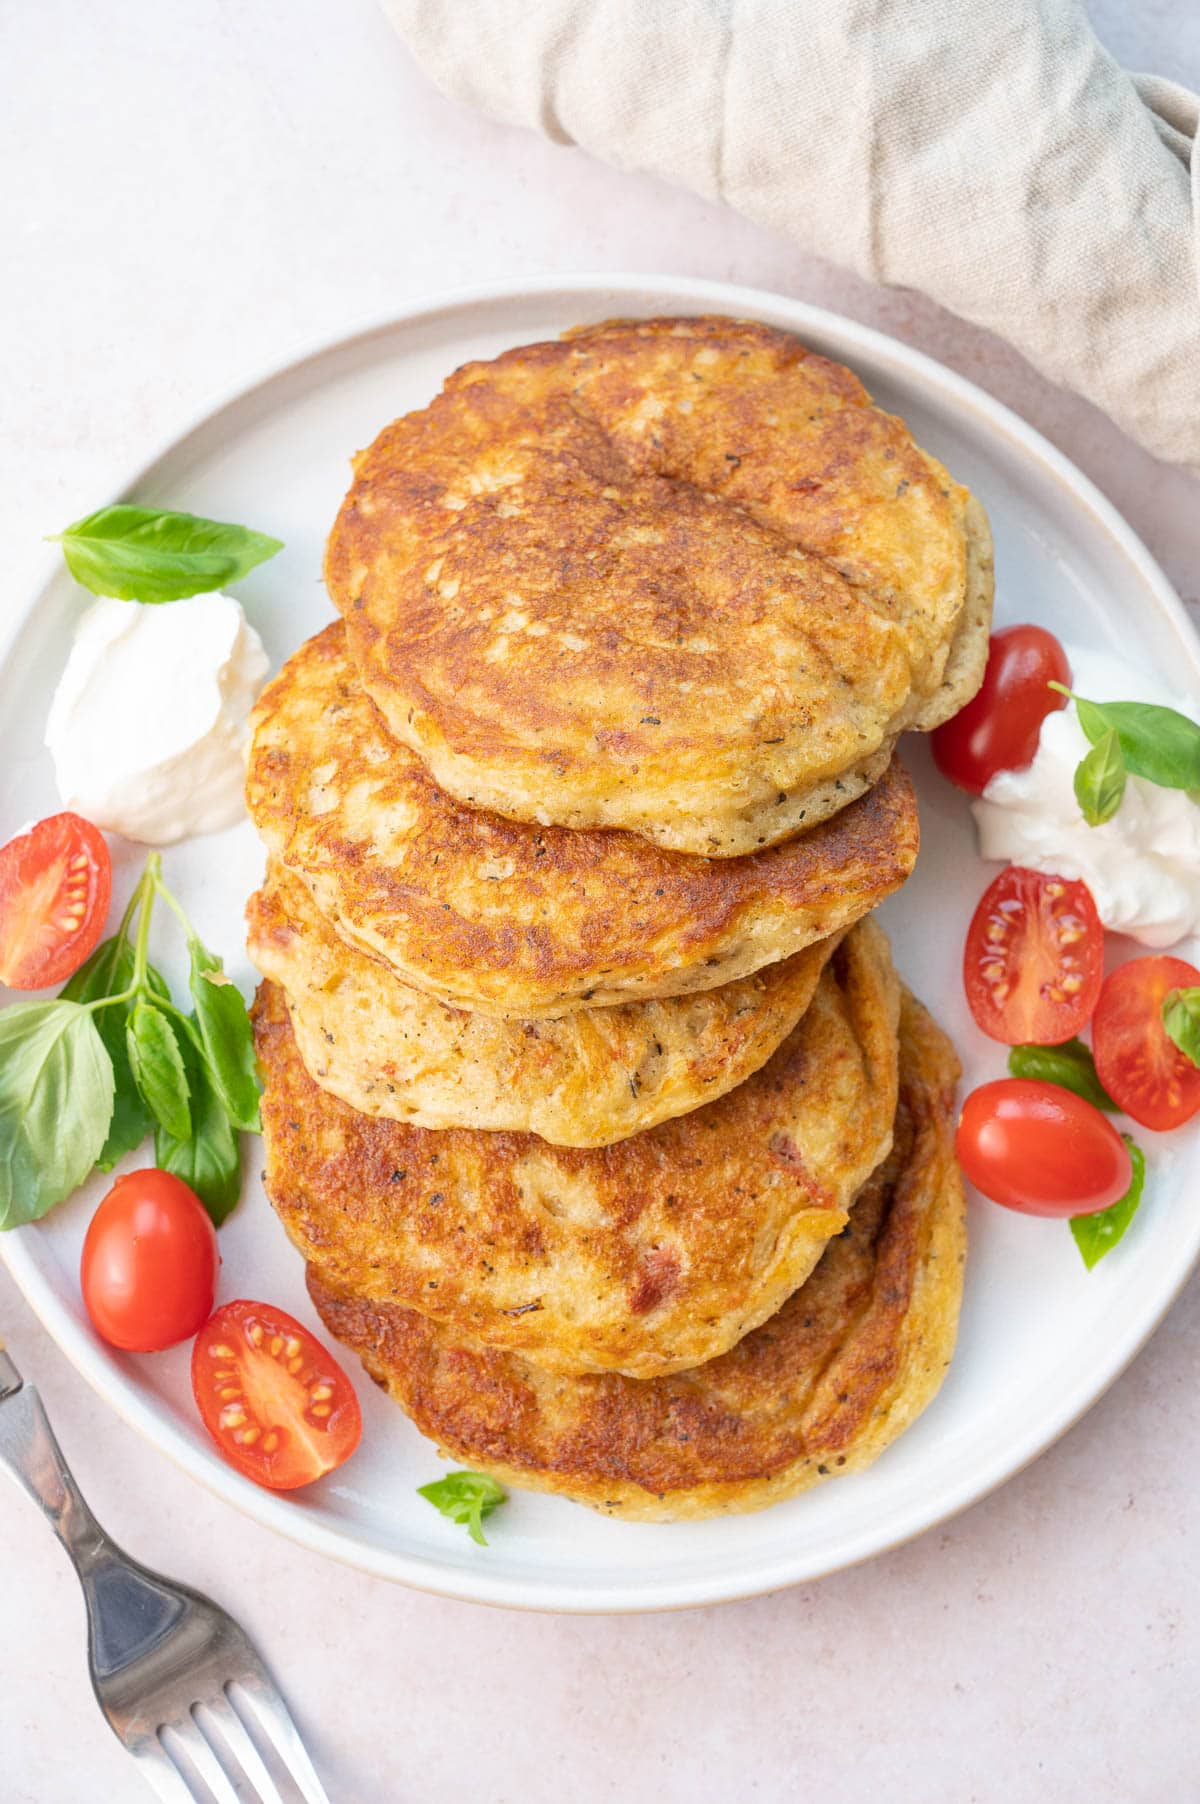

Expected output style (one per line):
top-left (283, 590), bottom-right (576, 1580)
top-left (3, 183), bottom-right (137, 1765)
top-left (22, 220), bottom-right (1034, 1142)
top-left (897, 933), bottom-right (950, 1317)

top-left (963, 866), bottom-right (1104, 1046)
top-left (932, 625), bottom-right (1070, 795)
top-left (191, 1300), bottom-right (362, 1492)
top-left (1092, 956), bottom-right (1200, 1131)
top-left (0, 812), bottom-right (112, 990)
top-left (81, 1171), bottom-right (219, 1352)
top-left (957, 1080), bottom-right (1131, 1217)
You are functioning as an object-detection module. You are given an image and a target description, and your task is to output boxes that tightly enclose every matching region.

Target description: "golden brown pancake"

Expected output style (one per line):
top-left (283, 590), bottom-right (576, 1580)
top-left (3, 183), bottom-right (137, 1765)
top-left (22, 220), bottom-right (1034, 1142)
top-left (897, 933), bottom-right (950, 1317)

top-left (244, 624), bottom-right (919, 1019)
top-left (254, 920), bottom-right (900, 1380)
top-left (248, 864), bottom-right (843, 1146)
top-left (308, 988), bottom-right (964, 1520)
top-left (325, 315), bottom-right (992, 855)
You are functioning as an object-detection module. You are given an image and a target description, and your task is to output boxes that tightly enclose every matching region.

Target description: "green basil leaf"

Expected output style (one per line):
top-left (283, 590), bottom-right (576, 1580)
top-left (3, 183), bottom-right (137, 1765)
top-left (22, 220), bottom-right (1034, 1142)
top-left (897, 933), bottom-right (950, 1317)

top-left (1069, 691), bottom-right (1200, 792)
top-left (92, 1020), bottom-right (152, 1171)
top-left (418, 1470), bottom-right (507, 1546)
top-left (187, 938), bottom-right (261, 1134)
top-left (95, 962), bottom-right (173, 1166)
top-left (155, 1031), bottom-right (241, 1225)
top-left (1070, 1137), bottom-right (1146, 1270)
top-left (0, 1002), bottom-right (114, 1228)
top-left (52, 504), bottom-right (282, 603)
top-left (60, 931), bottom-right (133, 1006)
top-left (1073, 727), bottom-right (1126, 827)
top-left (126, 1001), bottom-right (191, 1142)
top-left (1007, 1040), bottom-right (1117, 1111)
top-left (1162, 986), bottom-right (1200, 1071)
top-left (144, 959), bottom-right (172, 1004)
top-left (61, 935), bottom-right (152, 1168)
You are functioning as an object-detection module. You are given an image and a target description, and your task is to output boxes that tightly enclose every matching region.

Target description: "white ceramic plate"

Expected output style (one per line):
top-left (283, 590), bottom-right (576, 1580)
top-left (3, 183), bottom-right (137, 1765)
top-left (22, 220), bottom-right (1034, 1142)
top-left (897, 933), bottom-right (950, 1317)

top-left (4, 275), bottom-right (1199, 1614)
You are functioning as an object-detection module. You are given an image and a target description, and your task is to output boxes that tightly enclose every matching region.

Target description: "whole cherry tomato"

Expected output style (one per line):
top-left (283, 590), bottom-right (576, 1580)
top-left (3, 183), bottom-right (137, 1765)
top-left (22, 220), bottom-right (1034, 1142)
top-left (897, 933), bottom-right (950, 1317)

top-left (82, 1170), bottom-right (219, 1352)
top-left (932, 625), bottom-right (1070, 794)
top-left (956, 1079), bottom-right (1132, 1217)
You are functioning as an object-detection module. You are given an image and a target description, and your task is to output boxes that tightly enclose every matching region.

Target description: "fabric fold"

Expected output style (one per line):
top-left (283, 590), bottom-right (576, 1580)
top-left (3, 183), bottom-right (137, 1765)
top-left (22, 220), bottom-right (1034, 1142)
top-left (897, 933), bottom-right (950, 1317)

top-left (386, 0), bottom-right (1200, 475)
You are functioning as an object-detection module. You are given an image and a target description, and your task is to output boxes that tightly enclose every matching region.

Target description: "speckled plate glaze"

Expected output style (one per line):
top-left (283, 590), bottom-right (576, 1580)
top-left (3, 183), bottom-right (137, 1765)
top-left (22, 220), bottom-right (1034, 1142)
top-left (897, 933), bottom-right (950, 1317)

top-left (3, 275), bottom-right (1198, 1613)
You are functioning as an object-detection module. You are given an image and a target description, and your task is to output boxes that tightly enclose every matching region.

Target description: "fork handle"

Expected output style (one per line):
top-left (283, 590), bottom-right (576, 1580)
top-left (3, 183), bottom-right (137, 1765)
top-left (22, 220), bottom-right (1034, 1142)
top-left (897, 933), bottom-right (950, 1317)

top-left (0, 1371), bottom-right (107, 1569)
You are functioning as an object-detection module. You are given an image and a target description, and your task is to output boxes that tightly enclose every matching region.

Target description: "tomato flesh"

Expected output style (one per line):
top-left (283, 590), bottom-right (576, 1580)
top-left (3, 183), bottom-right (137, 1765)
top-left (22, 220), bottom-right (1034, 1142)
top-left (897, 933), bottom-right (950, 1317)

top-left (956, 1079), bottom-right (1132, 1217)
top-left (192, 1301), bottom-right (362, 1491)
top-left (963, 865), bottom-right (1103, 1046)
top-left (1092, 956), bottom-right (1200, 1131)
top-left (81, 1170), bottom-right (219, 1352)
top-left (0, 812), bottom-right (111, 990)
top-left (932, 625), bottom-right (1070, 794)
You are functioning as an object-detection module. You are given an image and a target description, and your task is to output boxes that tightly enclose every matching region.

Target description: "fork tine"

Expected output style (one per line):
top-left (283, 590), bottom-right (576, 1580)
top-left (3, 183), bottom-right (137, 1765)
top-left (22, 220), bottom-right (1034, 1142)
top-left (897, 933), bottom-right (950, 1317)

top-left (163, 1717), bottom-right (243, 1804)
top-left (202, 1691), bottom-right (287, 1804)
top-left (233, 1677), bottom-right (332, 1804)
top-left (131, 1737), bottom-right (200, 1803)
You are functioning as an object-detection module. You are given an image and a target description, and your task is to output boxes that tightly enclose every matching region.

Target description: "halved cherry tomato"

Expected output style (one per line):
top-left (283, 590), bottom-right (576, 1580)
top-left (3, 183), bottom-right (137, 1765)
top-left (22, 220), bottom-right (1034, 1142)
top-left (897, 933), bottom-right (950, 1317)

top-left (192, 1301), bottom-right (362, 1491)
top-left (1092, 956), bottom-right (1200, 1131)
top-left (81, 1170), bottom-right (219, 1352)
top-left (956, 1079), bottom-right (1132, 1217)
top-left (0, 812), bottom-right (111, 990)
top-left (932, 625), bottom-right (1070, 794)
top-left (963, 865), bottom-right (1103, 1045)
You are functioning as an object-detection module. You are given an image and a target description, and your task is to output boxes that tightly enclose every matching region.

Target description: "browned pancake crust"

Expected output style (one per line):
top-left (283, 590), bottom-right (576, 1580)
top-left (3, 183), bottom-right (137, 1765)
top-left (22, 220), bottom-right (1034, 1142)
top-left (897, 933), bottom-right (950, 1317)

top-left (308, 990), bottom-right (964, 1519)
top-left (255, 921), bottom-right (900, 1380)
top-left (247, 865), bottom-right (844, 1146)
top-left (325, 315), bottom-right (983, 854)
top-left (244, 624), bottom-right (919, 1018)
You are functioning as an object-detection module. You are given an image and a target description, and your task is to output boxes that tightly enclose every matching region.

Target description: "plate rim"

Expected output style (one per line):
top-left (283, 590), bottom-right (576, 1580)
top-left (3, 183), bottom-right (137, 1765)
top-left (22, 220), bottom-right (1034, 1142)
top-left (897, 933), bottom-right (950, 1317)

top-left (3, 269), bottom-right (1198, 1614)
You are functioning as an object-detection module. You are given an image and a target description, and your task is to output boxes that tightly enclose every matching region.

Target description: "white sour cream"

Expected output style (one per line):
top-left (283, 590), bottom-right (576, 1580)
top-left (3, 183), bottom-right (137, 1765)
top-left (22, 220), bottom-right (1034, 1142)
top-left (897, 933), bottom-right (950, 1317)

top-left (45, 593), bottom-right (269, 844)
top-left (972, 646), bottom-right (1200, 948)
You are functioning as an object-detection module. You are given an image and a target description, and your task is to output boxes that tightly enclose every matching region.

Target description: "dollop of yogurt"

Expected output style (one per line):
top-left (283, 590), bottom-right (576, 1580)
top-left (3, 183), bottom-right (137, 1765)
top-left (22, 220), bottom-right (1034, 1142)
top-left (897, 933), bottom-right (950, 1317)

top-left (45, 593), bottom-right (269, 844)
top-left (972, 646), bottom-right (1200, 948)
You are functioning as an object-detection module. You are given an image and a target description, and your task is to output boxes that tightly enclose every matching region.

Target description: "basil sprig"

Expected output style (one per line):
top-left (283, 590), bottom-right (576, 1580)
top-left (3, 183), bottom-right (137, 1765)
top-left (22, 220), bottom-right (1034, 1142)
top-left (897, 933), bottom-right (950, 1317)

top-left (1162, 987), bottom-right (1200, 1071)
top-left (0, 854), bottom-right (259, 1228)
top-left (51, 504), bottom-right (282, 603)
top-left (1050, 682), bottom-right (1200, 826)
top-left (418, 1470), bottom-right (507, 1546)
top-left (1007, 1039), bottom-right (1116, 1111)
top-left (1070, 1137), bottom-right (1146, 1270)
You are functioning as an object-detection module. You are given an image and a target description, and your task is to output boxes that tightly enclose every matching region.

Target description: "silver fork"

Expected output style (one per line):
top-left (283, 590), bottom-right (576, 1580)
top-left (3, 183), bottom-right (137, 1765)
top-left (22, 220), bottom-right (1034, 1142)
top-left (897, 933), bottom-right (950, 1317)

top-left (0, 1334), bottom-right (331, 1803)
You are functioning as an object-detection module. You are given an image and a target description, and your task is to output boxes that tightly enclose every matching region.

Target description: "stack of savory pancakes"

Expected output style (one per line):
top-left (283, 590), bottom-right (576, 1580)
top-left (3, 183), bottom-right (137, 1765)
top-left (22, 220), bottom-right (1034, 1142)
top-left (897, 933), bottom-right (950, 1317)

top-left (244, 317), bottom-right (992, 1521)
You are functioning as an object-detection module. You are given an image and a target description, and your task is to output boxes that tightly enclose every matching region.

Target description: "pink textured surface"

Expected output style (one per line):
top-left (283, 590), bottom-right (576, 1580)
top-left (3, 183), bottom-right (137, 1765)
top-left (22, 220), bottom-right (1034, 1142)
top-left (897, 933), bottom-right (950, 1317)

top-left (1, 1), bottom-right (1198, 1798)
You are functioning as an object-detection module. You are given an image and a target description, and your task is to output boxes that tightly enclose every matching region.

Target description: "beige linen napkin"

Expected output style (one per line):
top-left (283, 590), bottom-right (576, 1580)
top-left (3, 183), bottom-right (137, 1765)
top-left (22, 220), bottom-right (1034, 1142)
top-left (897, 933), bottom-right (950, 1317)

top-left (385, 0), bottom-right (1200, 476)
